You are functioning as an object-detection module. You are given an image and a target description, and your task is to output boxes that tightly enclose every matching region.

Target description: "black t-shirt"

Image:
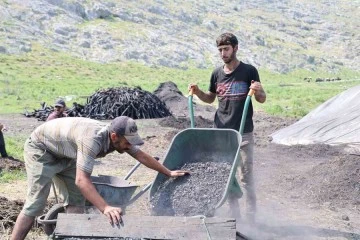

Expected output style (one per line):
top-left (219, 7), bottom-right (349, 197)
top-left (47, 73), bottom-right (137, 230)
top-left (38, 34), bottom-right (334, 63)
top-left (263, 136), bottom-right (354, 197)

top-left (209, 62), bottom-right (260, 133)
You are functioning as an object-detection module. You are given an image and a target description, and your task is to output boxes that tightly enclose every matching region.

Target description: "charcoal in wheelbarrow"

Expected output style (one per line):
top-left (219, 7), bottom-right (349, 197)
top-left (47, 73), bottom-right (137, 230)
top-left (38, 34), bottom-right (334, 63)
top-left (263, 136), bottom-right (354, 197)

top-left (149, 128), bottom-right (242, 217)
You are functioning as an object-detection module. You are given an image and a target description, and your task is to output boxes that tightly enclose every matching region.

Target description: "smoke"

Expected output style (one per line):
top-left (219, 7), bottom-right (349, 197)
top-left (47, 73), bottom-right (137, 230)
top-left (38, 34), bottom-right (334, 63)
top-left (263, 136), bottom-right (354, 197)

top-left (214, 199), bottom-right (359, 240)
top-left (234, 203), bottom-right (319, 240)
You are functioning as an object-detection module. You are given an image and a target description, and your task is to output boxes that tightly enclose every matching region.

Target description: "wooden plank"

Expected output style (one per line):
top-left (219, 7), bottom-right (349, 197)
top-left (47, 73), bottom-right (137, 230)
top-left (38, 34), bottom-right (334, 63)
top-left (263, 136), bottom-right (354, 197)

top-left (54, 214), bottom-right (236, 240)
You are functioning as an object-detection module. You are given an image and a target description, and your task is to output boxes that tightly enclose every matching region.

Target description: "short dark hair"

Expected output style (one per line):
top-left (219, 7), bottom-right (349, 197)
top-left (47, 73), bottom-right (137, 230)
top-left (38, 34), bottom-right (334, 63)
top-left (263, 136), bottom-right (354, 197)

top-left (216, 33), bottom-right (238, 48)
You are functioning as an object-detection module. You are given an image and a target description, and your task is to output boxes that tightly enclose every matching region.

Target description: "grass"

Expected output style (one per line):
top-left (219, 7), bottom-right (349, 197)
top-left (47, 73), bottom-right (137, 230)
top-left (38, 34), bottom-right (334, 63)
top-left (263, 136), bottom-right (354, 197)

top-left (3, 135), bottom-right (27, 160)
top-left (1, 45), bottom-right (359, 116)
top-left (0, 44), bottom-right (213, 113)
top-left (0, 169), bottom-right (26, 183)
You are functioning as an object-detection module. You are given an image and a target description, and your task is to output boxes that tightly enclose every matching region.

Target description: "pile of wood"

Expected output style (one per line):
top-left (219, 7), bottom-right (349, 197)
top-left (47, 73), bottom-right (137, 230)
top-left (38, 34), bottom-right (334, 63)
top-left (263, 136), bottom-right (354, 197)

top-left (24, 87), bottom-right (172, 121)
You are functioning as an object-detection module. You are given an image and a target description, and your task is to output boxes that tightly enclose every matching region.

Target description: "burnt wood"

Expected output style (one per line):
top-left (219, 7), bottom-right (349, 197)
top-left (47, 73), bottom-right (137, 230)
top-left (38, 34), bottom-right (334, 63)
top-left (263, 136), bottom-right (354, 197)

top-left (24, 87), bottom-right (172, 121)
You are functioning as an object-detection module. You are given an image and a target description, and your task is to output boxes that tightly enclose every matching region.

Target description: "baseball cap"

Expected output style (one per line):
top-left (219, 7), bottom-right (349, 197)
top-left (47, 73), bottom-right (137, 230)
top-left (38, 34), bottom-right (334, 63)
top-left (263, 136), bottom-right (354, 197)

top-left (54, 99), bottom-right (66, 108)
top-left (110, 116), bottom-right (144, 145)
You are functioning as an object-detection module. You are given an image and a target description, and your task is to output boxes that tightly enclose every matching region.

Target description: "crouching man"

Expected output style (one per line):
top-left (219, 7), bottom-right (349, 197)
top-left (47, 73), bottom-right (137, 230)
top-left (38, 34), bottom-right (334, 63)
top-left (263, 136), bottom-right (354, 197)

top-left (11, 116), bottom-right (189, 240)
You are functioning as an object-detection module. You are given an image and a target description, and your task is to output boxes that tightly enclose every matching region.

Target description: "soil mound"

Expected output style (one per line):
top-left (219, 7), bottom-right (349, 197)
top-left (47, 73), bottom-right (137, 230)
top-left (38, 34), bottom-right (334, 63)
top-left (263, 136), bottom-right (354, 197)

top-left (0, 196), bottom-right (57, 233)
top-left (0, 157), bottom-right (25, 171)
top-left (153, 81), bottom-right (186, 105)
top-left (158, 115), bottom-right (213, 129)
top-left (292, 154), bottom-right (360, 210)
top-left (0, 196), bottom-right (24, 231)
top-left (153, 81), bottom-right (216, 118)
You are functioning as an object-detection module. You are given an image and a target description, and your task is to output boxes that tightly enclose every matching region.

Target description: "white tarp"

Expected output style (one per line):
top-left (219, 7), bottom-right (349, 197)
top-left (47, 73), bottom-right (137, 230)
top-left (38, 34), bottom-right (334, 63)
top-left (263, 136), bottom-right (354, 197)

top-left (271, 85), bottom-right (360, 154)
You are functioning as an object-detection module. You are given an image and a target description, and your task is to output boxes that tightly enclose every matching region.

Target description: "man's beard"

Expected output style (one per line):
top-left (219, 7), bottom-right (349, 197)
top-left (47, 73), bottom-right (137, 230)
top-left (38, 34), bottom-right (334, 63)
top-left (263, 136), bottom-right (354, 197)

top-left (223, 52), bottom-right (236, 64)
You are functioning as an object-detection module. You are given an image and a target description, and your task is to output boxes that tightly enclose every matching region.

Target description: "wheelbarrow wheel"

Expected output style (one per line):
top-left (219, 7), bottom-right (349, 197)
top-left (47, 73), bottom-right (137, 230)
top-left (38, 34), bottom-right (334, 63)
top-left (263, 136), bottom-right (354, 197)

top-left (41, 203), bottom-right (65, 236)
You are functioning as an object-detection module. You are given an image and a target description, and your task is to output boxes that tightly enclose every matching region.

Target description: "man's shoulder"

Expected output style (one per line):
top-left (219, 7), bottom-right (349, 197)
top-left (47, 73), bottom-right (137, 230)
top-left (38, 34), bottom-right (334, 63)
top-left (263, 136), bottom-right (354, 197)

top-left (239, 62), bottom-right (258, 73)
top-left (212, 65), bottom-right (224, 73)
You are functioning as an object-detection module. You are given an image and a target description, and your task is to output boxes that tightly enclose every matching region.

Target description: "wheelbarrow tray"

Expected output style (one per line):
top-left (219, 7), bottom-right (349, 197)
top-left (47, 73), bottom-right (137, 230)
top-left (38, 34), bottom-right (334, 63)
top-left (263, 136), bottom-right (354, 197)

top-left (89, 175), bottom-right (138, 206)
top-left (149, 128), bottom-right (242, 215)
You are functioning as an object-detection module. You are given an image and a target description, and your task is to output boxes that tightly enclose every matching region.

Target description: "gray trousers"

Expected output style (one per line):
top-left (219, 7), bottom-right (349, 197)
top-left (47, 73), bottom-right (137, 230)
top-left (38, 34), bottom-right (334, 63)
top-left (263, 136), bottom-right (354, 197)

top-left (239, 132), bottom-right (256, 214)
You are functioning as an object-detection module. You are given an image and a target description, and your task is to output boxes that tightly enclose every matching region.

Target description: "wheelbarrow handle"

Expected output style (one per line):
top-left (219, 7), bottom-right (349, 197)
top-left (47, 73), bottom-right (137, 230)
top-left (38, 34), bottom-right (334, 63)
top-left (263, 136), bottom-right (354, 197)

top-left (248, 88), bottom-right (255, 97)
top-left (188, 89), bottom-right (195, 128)
top-left (189, 88), bottom-right (194, 96)
top-left (239, 88), bottom-right (256, 135)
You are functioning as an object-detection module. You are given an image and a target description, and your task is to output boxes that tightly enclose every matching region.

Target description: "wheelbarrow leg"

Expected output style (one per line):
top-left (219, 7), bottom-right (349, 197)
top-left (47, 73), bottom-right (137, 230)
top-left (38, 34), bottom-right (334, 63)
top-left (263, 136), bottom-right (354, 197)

top-left (124, 157), bottom-right (159, 180)
top-left (51, 182), bottom-right (59, 204)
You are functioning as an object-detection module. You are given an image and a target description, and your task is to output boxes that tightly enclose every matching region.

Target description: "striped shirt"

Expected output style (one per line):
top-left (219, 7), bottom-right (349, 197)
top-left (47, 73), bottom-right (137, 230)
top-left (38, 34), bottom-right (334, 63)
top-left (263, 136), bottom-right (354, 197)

top-left (30, 117), bottom-right (139, 173)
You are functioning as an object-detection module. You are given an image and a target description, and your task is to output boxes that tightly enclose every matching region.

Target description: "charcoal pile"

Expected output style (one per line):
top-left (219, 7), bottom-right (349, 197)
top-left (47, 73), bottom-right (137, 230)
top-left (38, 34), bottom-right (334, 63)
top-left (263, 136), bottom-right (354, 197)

top-left (24, 102), bottom-right (85, 121)
top-left (23, 102), bottom-right (54, 121)
top-left (24, 87), bottom-right (171, 121)
top-left (150, 153), bottom-right (232, 217)
top-left (83, 87), bottom-right (171, 120)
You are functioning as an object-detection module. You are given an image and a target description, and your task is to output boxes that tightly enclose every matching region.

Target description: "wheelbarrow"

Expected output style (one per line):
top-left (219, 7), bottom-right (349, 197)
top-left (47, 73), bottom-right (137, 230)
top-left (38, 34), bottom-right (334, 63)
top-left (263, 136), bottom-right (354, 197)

top-left (149, 88), bottom-right (255, 217)
top-left (37, 158), bottom-right (159, 236)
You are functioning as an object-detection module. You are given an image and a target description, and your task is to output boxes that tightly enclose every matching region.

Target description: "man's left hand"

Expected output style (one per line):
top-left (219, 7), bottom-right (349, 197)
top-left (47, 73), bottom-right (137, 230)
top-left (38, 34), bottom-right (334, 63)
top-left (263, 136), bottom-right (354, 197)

top-left (250, 80), bottom-right (266, 103)
top-left (250, 80), bottom-right (263, 91)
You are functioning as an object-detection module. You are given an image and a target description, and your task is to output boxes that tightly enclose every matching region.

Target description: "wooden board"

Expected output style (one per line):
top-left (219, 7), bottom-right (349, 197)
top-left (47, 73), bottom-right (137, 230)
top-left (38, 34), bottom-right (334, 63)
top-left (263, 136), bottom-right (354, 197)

top-left (54, 214), bottom-right (236, 240)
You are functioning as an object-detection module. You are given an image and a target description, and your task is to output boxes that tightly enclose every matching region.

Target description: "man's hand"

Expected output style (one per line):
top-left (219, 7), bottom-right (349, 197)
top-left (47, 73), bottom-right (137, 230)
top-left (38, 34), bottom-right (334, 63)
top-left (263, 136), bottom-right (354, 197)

top-left (188, 83), bottom-right (200, 95)
top-left (250, 80), bottom-right (266, 103)
top-left (103, 206), bottom-right (123, 225)
top-left (169, 170), bottom-right (190, 177)
top-left (250, 80), bottom-right (263, 91)
top-left (187, 83), bottom-right (216, 104)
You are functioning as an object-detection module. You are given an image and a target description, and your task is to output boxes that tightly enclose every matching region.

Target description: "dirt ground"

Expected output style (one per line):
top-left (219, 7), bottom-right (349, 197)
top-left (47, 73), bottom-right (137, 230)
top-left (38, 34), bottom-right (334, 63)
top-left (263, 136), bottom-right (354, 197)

top-left (0, 86), bottom-right (359, 240)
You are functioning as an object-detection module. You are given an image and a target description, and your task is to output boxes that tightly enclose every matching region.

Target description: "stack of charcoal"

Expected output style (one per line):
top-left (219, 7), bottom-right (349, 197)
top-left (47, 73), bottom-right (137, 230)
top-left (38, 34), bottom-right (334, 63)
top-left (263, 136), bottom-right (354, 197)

top-left (23, 102), bottom-right (86, 121)
top-left (23, 102), bottom-right (53, 121)
top-left (83, 87), bottom-right (172, 120)
top-left (24, 87), bottom-right (172, 121)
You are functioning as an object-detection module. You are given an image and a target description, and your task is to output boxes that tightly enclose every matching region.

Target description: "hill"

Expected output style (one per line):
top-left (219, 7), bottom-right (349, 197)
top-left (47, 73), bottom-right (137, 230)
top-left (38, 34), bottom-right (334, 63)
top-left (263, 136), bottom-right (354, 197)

top-left (0, 0), bottom-right (359, 73)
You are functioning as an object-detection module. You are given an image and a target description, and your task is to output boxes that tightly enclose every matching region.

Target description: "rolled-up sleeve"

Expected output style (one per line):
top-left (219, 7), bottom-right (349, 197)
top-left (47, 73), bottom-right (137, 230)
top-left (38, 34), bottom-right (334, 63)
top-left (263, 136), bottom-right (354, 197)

top-left (126, 146), bottom-right (140, 157)
top-left (76, 138), bottom-right (102, 173)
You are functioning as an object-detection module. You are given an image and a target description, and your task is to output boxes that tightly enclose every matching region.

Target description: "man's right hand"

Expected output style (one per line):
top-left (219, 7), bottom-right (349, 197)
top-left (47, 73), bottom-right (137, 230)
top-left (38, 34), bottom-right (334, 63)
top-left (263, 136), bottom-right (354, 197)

top-left (103, 205), bottom-right (122, 225)
top-left (188, 83), bottom-right (200, 95)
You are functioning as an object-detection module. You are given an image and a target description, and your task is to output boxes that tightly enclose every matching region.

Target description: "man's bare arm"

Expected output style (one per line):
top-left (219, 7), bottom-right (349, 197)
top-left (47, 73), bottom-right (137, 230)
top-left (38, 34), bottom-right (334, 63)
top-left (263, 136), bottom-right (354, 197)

top-left (133, 150), bottom-right (189, 177)
top-left (188, 84), bottom-right (216, 104)
top-left (75, 168), bottom-right (108, 212)
top-left (75, 168), bottom-right (122, 224)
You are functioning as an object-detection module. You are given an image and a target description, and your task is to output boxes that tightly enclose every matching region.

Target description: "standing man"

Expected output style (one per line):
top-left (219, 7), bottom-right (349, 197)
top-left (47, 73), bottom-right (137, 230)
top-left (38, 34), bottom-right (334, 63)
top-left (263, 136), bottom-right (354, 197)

top-left (189, 33), bottom-right (266, 221)
top-left (11, 116), bottom-right (189, 240)
top-left (0, 122), bottom-right (9, 158)
top-left (46, 99), bottom-right (68, 121)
